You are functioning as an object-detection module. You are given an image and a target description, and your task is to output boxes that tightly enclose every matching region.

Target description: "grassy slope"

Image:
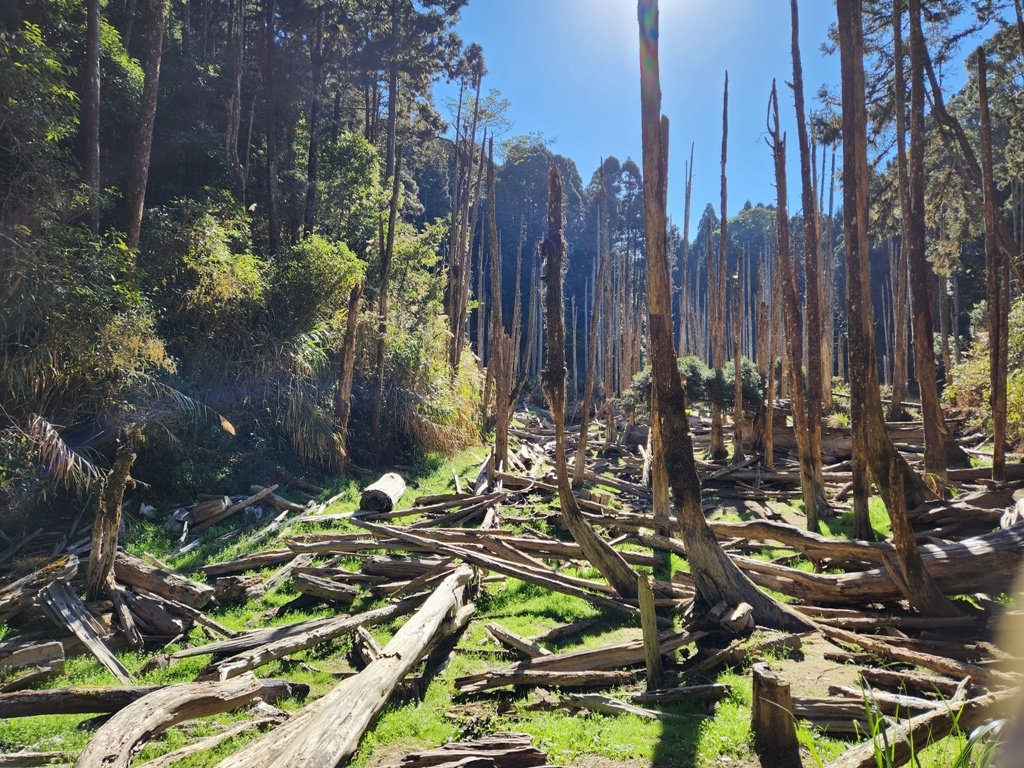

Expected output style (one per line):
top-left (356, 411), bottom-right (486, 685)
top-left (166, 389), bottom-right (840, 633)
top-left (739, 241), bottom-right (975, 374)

top-left (0, 446), bottom-right (975, 767)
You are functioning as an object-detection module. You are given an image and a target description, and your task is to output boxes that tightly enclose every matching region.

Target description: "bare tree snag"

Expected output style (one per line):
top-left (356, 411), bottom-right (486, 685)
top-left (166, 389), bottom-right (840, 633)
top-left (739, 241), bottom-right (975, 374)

top-left (978, 47), bottom-right (1010, 483)
top-left (334, 281), bottom-right (362, 466)
top-left (638, 0), bottom-right (810, 632)
top-left (732, 247), bottom-right (745, 462)
top-left (86, 436), bottom-right (136, 601)
top-left (541, 167), bottom-right (639, 600)
top-left (574, 167), bottom-right (610, 485)
top-left (836, 0), bottom-right (952, 615)
top-left (709, 74), bottom-right (730, 463)
top-left (768, 82), bottom-right (825, 534)
top-left (790, 0), bottom-right (830, 524)
top-left (638, 574), bottom-right (662, 688)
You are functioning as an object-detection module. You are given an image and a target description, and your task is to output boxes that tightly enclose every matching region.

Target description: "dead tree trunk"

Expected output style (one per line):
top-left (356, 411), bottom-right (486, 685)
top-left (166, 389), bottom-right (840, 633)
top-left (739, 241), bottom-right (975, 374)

top-left (836, 0), bottom-right (952, 616)
top-left (790, 0), bottom-right (830, 526)
top-left (907, 0), bottom-right (969, 479)
top-left (710, 77), bottom-right (729, 462)
top-left (260, 0), bottom-right (280, 256)
top-left (768, 82), bottom-right (825, 535)
top-left (574, 168), bottom-right (611, 485)
top-left (732, 248), bottom-right (745, 462)
top-left (334, 281), bottom-right (362, 465)
top-left (977, 47), bottom-right (1010, 483)
top-left (81, 0), bottom-right (101, 232)
top-left (541, 168), bottom-right (639, 600)
top-left (888, 6), bottom-right (910, 425)
top-left (86, 437), bottom-right (136, 601)
top-left (639, 0), bottom-right (810, 632)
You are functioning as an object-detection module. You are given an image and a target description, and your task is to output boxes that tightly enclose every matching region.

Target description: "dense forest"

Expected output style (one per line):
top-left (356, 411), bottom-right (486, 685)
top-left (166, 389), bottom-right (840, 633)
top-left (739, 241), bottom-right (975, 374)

top-left (1, 0), bottom-right (1023, 766)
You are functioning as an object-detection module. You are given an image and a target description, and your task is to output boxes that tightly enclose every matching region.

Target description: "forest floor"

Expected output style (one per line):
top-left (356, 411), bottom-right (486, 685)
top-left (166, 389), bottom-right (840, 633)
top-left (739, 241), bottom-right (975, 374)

top-left (0, 410), bottom-right (1019, 768)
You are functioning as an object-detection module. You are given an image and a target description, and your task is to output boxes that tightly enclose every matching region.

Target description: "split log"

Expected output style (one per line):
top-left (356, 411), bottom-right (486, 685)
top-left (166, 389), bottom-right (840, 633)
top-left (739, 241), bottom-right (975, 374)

top-left (857, 668), bottom-right (961, 699)
top-left (0, 678), bottom-right (303, 718)
top-left (205, 591), bottom-right (428, 680)
top-left (213, 575), bottom-right (266, 605)
top-left (0, 640), bottom-right (64, 692)
top-left (135, 716), bottom-right (285, 768)
top-left (360, 473), bottom-right (407, 512)
top-left (74, 673), bottom-right (271, 768)
top-left (198, 549), bottom-right (295, 578)
top-left (459, 669), bottom-right (637, 693)
top-left (190, 496), bottom-right (231, 526)
top-left (485, 623), bottom-right (551, 658)
top-left (213, 565), bottom-right (474, 768)
top-left (0, 555), bottom-right (78, 623)
top-left (391, 733), bottom-right (550, 768)
top-left (38, 580), bottom-right (134, 684)
top-left (115, 552), bottom-right (214, 609)
top-left (751, 663), bottom-right (797, 755)
top-left (171, 616), bottom-right (342, 660)
top-left (560, 693), bottom-right (694, 721)
top-left (290, 572), bottom-right (357, 606)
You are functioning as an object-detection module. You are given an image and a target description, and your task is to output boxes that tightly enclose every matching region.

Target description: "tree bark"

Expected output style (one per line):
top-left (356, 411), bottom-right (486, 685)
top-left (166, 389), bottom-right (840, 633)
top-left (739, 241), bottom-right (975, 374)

top-left (709, 75), bottom-right (729, 462)
top-left (334, 281), bottom-right (362, 463)
top-left (85, 437), bottom-right (136, 601)
top-left (81, 0), bottom-right (101, 232)
top-left (836, 0), bottom-right (952, 615)
top-left (541, 168), bottom-right (640, 601)
top-left (907, 0), bottom-right (968, 481)
top-left (790, 0), bottom-right (829, 527)
top-left (261, 0), bottom-right (280, 255)
top-left (225, 0), bottom-right (245, 203)
top-left (124, 0), bottom-right (167, 249)
top-left (977, 47), bottom-right (1010, 483)
top-left (303, 4), bottom-right (325, 234)
top-left (888, 7), bottom-right (910, 424)
top-left (639, 0), bottom-right (810, 632)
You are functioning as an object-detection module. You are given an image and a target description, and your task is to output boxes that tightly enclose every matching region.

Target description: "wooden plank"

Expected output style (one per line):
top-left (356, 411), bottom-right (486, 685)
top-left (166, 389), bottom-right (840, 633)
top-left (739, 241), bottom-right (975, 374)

top-left (0, 555), bottom-right (78, 623)
top-left (38, 581), bottom-right (134, 684)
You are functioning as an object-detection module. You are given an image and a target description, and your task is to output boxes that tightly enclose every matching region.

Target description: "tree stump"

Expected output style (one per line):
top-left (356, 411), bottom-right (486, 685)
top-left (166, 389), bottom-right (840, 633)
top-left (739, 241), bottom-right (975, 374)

top-left (360, 473), bottom-right (407, 512)
top-left (751, 662), bottom-right (798, 760)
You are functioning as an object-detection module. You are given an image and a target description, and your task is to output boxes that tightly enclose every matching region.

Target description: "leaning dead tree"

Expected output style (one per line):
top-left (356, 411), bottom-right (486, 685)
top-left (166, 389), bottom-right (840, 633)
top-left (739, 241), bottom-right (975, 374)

top-left (86, 435), bottom-right (137, 601)
top-left (977, 47), bottom-right (1010, 484)
top-left (789, 0), bottom-right (830, 525)
top-left (638, 0), bottom-right (810, 632)
top-left (541, 167), bottom-right (640, 600)
top-left (836, 0), bottom-right (957, 617)
top-left (767, 82), bottom-right (826, 535)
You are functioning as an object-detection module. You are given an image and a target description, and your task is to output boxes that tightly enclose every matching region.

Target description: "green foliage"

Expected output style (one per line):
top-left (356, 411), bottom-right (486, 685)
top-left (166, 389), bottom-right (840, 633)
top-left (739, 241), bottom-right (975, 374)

top-left (623, 356), bottom-right (764, 416)
top-left (947, 296), bottom-right (1024, 449)
top-left (318, 134), bottom-right (384, 255)
top-left (272, 235), bottom-right (364, 338)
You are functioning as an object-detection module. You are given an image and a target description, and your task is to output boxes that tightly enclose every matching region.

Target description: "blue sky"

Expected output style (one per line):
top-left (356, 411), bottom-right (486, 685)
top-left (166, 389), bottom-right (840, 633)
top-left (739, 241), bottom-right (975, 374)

top-left (434, 0), bottom-right (844, 232)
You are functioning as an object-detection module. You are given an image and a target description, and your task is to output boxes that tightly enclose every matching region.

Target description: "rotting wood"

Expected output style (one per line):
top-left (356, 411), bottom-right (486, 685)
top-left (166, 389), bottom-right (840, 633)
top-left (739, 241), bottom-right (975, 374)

top-left (115, 552), bottom-right (214, 609)
top-left (135, 716), bottom-right (285, 768)
top-left (193, 484), bottom-right (279, 534)
top-left (360, 472), bottom-right (407, 512)
top-left (485, 623), bottom-right (551, 659)
top-left (751, 662), bottom-right (798, 756)
top-left (0, 555), bottom-right (78, 624)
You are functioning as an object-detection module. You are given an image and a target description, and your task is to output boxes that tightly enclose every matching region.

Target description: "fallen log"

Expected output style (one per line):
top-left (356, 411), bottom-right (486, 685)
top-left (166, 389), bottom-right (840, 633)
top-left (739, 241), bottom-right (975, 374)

top-left (249, 485), bottom-right (305, 513)
top-left (290, 572), bottom-right (358, 606)
top-left (856, 668), bottom-right (961, 699)
top-left (360, 472), bottom-right (407, 512)
top-left (0, 555), bottom-right (78, 624)
top-left (0, 752), bottom-right (75, 767)
top-left (631, 684), bottom-right (732, 705)
top-left (709, 519), bottom-right (892, 566)
top-left (460, 669), bottom-right (637, 693)
top-left (115, 552), bottom-right (214, 609)
top-left (0, 678), bottom-right (304, 718)
top-left (485, 623), bottom-right (551, 658)
top-left (0, 640), bottom-right (65, 692)
top-left (135, 716), bottom-right (285, 768)
top-left (734, 524), bottom-right (1024, 606)
top-left (198, 549), bottom-right (295, 578)
top-left (213, 565), bottom-right (475, 768)
top-left (560, 693), bottom-right (694, 721)
top-left (390, 733), bottom-right (550, 768)
top-left (74, 673), bottom-right (271, 768)
top-left (205, 592), bottom-right (429, 680)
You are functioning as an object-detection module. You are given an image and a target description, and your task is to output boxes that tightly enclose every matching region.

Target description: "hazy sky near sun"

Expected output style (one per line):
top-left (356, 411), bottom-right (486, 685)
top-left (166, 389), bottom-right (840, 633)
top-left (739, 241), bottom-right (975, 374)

top-left (433, 0), bottom-right (844, 233)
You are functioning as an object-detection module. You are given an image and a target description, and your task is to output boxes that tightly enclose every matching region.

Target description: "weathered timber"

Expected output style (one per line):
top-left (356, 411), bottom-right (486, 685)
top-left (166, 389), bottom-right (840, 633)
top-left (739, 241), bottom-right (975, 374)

top-left (135, 716), bottom-right (284, 768)
top-left (38, 580), bottom-right (134, 684)
top-left (197, 549), bottom-right (295, 578)
top-left (751, 663), bottom-right (798, 755)
top-left (214, 565), bottom-right (474, 768)
top-left (0, 678), bottom-right (303, 718)
top-left (290, 572), bottom-right (357, 606)
top-left (561, 693), bottom-right (695, 721)
top-left (74, 673), bottom-right (270, 768)
top-left (0, 640), bottom-right (65, 692)
top-left (485, 623), bottom-right (551, 659)
top-left (360, 472), bottom-right (407, 512)
top-left (115, 552), bottom-right (214, 608)
top-left (193, 485), bottom-right (279, 534)
top-left (0, 556), bottom-right (78, 624)
top-left (461, 669), bottom-right (637, 693)
top-left (632, 684), bottom-right (732, 705)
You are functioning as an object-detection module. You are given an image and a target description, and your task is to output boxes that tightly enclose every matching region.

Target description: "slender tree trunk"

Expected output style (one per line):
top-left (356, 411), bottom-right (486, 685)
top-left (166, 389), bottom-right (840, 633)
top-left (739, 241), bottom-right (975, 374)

top-left (541, 168), bottom-right (639, 600)
top-left (225, 0), bottom-right (246, 203)
top-left (262, 0), bottom-right (280, 256)
top-left (638, 0), bottom-right (810, 632)
top-left (790, 0), bottom-right (829, 525)
top-left (335, 282), bottom-right (362, 466)
top-left (678, 145), bottom-right (694, 357)
top-left (709, 77), bottom-right (729, 462)
top-left (732, 248), bottom-right (745, 462)
top-left (86, 437), bottom-right (136, 601)
top-left (836, 1), bottom-right (950, 614)
top-left (81, 0), bottom-right (101, 232)
top-left (303, 4), bottom-right (325, 234)
top-left (907, 0), bottom-right (968, 481)
top-left (124, 0), bottom-right (168, 250)
top-left (384, 0), bottom-right (399, 181)
top-left (978, 48), bottom-right (1009, 483)
top-left (371, 148), bottom-right (402, 456)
